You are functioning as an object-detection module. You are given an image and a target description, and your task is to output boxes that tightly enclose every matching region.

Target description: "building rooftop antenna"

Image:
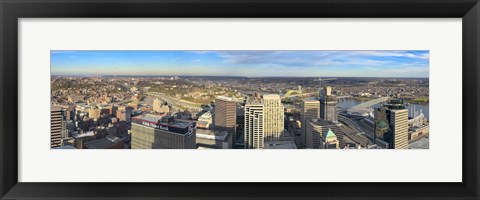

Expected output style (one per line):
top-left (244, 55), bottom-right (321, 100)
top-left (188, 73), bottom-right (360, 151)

top-left (314, 76), bottom-right (322, 99)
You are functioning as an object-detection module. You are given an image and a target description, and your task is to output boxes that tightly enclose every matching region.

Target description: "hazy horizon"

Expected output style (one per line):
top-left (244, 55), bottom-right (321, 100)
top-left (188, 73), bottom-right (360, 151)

top-left (51, 50), bottom-right (430, 78)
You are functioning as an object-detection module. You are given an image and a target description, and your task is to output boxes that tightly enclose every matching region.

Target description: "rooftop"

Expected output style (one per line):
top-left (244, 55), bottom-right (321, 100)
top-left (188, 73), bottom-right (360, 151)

top-left (309, 118), bottom-right (337, 127)
top-left (216, 96), bottom-right (236, 102)
top-left (408, 137), bottom-right (429, 149)
top-left (324, 129), bottom-right (336, 138)
top-left (52, 146), bottom-right (77, 149)
top-left (136, 114), bottom-right (163, 123)
top-left (303, 99), bottom-right (319, 103)
top-left (196, 129), bottom-right (229, 141)
top-left (84, 136), bottom-right (123, 149)
top-left (263, 94), bottom-right (281, 100)
top-left (264, 141), bottom-right (297, 149)
top-left (133, 114), bottom-right (194, 129)
top-left (73, 131), bottom-right (95, 139)
top-left (51, 105), bottom-right (63, 111)
top-left (169, 120), bottom-right (193, 129)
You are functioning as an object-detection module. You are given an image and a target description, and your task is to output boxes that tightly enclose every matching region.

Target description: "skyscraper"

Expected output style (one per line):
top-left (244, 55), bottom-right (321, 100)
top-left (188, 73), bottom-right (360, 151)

top-left (377, 99), bottom-right (409, 149)
top-left (374, 107), bottom-right (389, 140)
top-left (389, 109), bottom-right (409, 149)
top-left (244, 103), bottom-right (264, 149)
top-left (301, 100), bottom-right (320, 146)
top-left (214, 96), bottom-right (237, 144)
top-left (51, 106), bottom-right (66, 148)
top-left (262, 94), bottom-right (284, 142)
top-left (320, 86), bottom-right (337, 123)
top-left (244, 94), bottom-right (285, 149)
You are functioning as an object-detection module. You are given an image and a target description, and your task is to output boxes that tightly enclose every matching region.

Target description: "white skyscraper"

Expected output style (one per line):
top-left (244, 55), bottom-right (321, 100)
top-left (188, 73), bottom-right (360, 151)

top-left (262, 94), bottom-right (285, 142)
top-left (244, 94), bottom-right (284, 149)
top-left (390, 109), bottom-right (409, 149)
top-left (244, 103), bottom-right (264, 149)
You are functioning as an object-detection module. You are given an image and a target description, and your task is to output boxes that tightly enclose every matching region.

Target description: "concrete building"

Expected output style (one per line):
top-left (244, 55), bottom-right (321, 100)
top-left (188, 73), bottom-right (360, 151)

top-left (197, 111), bottom-right (213, 129)
top-left (306, 118), bottom-right (343, 149)
top-left (262, 94), bottom-right (284, 142)
top-left (66, 104), bottom-right (76, 121)
top-left (128, 102), bottom-right (138, 111)
top-left (301, 100), bottom-right (320, 146)
top-left (51, 106), bottom-right (66, 148)
top-left (88, 107), bottom-right (101, 120)
top-left (322, 129), bottom-right (340, 149)
top-left (264, 140), bottom-right (297, 149)
top-left (73, 131), bottom-right (97, 149)
top-left (214, 96), bottom-right (237, 144)
top-left (374, 107), bottom-right (389, 140)
top-left (320, 86), bottom-right (337, 123)
top-left (376, 99), bottom-right (409, 149)
top-left (244, 103), bottom-right (264, 149)
top-left (116, 107), bottom-right (132, 122)
top-left (244, 94), bottom-right (285, 149)
top-left (84, 135), bottom-right (125, 149)
top-left (131, 114), bottom-right (196, 149)
top-left (100, 105), bottom-right (113, 116)
top-left (390, 109), bottom-right (409, 149)
top-left (153, 98), bottom-right (169, 114)
top-left (153, 98), bottom-right (162, 113)
top-left (196, 129), bottom-right (232, 149)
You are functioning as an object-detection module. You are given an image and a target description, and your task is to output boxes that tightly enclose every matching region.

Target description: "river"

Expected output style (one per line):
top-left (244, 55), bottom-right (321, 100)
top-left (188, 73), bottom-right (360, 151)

top-left (338, 99), bottom-right (429, 119)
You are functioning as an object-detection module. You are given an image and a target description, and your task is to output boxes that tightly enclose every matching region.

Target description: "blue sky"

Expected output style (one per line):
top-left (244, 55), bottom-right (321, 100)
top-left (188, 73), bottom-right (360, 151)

top-left (51, 50), bottom-right (429, 77)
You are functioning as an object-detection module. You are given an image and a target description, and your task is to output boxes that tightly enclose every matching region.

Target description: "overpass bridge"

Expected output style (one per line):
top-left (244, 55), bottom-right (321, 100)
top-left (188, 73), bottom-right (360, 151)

top-left (347, 97), bottom-right (389, 116)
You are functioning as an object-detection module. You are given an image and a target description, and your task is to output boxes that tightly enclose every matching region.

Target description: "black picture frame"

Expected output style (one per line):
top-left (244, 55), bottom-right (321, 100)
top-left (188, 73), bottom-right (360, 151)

top-left (1, 0), bottom-right (479, 199)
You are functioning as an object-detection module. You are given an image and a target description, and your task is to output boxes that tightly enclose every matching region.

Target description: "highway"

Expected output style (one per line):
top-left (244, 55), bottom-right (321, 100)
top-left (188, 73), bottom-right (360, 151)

top-left (147, 92), bottom-right (203, 112)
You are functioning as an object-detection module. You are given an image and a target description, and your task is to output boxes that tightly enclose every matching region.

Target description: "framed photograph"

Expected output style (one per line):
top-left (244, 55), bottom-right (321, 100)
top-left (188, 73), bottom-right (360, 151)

top-left (1, 0), bottom-right (479, 199)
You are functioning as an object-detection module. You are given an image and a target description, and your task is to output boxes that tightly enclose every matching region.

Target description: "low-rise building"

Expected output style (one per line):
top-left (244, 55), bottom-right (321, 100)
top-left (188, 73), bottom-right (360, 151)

top-left (264, 140), bottom-right (297, 149)
top-left (196, 129), bottom-right (232, 149)
top-left (84, 135), bottom-right (125, 149)
top-left (306, 118), bottom-right (343, 149)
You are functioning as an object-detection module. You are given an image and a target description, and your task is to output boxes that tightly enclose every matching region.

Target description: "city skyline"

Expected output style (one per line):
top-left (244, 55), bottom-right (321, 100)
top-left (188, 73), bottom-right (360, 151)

top-left (51, 50), bottom-right (429, 78)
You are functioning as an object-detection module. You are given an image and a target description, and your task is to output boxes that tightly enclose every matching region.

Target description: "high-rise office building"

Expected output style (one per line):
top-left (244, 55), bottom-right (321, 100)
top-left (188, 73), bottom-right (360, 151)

top-left (263, 94), bottom-right (284, 142)
top-left (244, 94), bottom-right (284, 149)
top-left (374, 107), bottom-right (389, 140)
top-left (244, 103), bottom-right (264, 149)
top-left (301, 100), bottom-right (320, 146)
top-left (51, 106), bottom-right (66, 148)
top-left (214, 96), bottom-right (237, 143)
top-left (376, 99), bottom-right (409, 149)
top-left (131, 114), bottom-right (196, 149)
top-left (320, 86), bottom-right (337, 123)
top-left (389, 109), bottom-right (409, 149)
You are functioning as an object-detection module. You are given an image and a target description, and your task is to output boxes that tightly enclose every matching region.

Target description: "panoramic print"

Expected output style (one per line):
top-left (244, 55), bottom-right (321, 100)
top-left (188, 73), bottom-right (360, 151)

top-left (50, 50), bottom-right (429, 149)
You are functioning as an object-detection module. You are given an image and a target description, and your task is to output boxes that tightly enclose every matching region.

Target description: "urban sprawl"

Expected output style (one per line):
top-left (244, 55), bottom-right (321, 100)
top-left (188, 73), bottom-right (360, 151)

top-left (51, 76), bottom-right (429, 149)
